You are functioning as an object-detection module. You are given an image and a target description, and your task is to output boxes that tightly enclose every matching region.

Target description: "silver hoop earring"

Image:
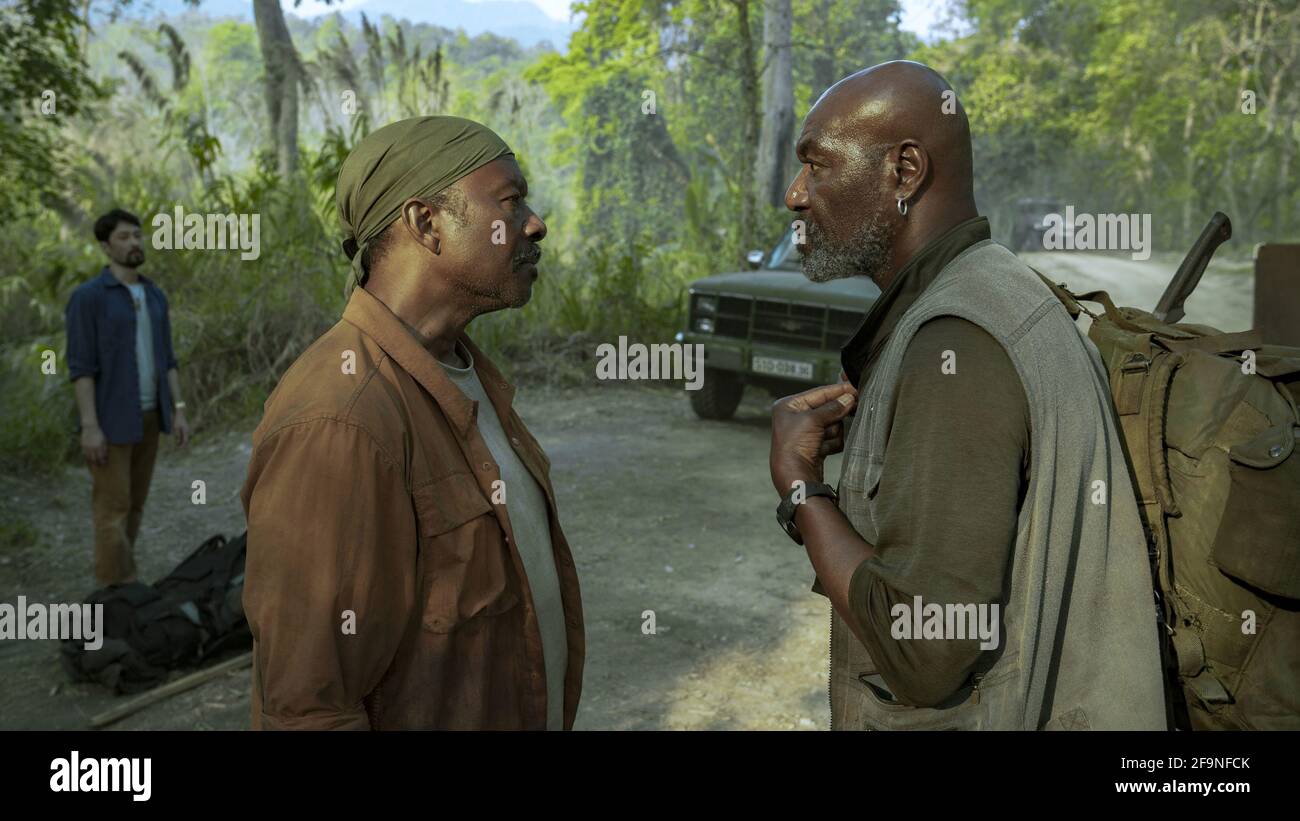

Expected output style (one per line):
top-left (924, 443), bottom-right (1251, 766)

top-left (897, 197), bottom-right (908, 217)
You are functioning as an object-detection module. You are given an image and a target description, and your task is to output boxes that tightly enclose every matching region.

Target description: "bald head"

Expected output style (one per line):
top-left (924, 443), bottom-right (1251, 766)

top-left (814, 61), bottom-right (974, 201)
top-left (785, 60), bottom-right (978, 287)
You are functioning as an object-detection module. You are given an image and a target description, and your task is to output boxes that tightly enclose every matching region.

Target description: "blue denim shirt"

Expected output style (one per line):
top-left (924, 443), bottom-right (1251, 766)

top-left (65, 268), bottom-right (178, 444)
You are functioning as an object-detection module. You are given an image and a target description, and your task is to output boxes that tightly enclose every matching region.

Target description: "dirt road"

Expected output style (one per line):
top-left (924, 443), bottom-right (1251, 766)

top-left (0, 250), bottom-right (1256, 730)
top-left (1021, 250), bottom-right (1254, 332)
top-left (0, 384), bottom-right (838, 731)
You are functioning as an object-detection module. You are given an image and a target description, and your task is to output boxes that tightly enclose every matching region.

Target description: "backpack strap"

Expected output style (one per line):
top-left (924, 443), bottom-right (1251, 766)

top-left (1028, 266), bottom-right (1159, 333)
top-left (1143, 351), bottom-right (1184, 519)
top-left (1030, 268), bottom-right (1085, 320)
top-left (1163, 330), bottom-right (1264, 355)
top-left (1071, 289), bottom-right (1154, 334)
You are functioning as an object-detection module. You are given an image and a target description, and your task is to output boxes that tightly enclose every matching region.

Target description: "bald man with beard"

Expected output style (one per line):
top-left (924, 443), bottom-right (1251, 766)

top-left (768, 62), bottom-right (1167, 730)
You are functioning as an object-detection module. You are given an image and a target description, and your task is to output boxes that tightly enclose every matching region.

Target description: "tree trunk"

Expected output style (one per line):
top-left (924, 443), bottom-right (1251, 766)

top-left (810, 0), bottom-right (837, 97)
top-left (79, 0), bottom-right (93, 56)
top-left (756, 0), bottom-right (795, 209)
top-left (252, 0), bottom-right (300, 176)
top-left (734, 0), bottom-right (760, 260)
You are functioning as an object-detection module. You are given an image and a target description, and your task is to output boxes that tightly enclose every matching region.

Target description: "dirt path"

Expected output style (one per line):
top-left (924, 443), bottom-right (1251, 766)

top-left (0, 250), bottom-right (1256, 731)
top-left (0, 429), bottom-right (256, 730)
top-left (0, 383), bottom-right (835, 730)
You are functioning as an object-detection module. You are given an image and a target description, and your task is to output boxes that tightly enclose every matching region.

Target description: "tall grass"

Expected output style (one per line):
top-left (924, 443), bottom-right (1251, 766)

top-left (470, 235), bottom-right (703, 385)
top-left (0, 141), bottom-right (714, 475)
top-left (0, 148), bottom-right (349, 475)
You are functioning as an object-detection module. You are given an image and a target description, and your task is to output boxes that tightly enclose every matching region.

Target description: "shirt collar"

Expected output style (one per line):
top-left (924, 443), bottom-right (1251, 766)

top-left (840, 215), bottom-right (991, 386)
top-left (341, 285), bottom-right (517, 437)
top-left (98, 267), bottom-right (154, 289)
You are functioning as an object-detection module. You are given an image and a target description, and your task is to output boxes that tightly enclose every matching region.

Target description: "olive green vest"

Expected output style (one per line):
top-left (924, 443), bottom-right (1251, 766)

top-left (831, 239), bottom-right (1168, 730)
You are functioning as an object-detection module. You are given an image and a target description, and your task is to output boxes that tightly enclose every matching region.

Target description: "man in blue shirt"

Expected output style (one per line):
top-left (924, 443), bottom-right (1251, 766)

top-left (65, 209), bottom-right (192, 585)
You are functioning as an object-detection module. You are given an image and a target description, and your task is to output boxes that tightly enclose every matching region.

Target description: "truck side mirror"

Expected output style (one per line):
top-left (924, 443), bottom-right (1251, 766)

top-left (746, 250), bottom-right (765, 270)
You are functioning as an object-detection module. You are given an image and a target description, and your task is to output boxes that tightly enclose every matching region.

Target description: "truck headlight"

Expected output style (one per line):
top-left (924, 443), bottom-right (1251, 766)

top-left (695, 295), bottom-right (718, 315)
top-left (694, 317), bottom-right (715, 334)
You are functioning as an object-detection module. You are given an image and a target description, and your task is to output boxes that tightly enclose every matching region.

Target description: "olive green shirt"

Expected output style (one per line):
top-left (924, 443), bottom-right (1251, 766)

top-left (839, 216), bottom-right (1031, 706)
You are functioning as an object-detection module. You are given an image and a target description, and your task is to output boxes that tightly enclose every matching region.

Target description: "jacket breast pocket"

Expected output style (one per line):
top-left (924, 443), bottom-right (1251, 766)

top-left (839, 407), bottom-right (883, 499)
top-left (97, 322), bottom-right (126, 357)
top-left (98, 298), bottom-right (134, 352)
top-left (413, 475), bottom-right (520, 633)
top-left (839, 443), bottom-right (883, 503)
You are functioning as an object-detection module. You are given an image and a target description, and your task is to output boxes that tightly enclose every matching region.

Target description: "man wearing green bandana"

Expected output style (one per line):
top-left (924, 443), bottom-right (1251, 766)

top-left (240, 116), bottom-right (584, 730)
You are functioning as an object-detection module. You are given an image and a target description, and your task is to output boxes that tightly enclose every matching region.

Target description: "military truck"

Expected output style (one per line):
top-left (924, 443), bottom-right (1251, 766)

top-left (1010, 197), bottom-right (1067, 252)
top-left (677, 228), bottom-right (881, 420)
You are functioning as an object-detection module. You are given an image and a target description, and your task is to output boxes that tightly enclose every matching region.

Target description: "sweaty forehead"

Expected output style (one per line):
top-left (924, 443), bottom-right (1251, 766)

top-left (798, 95), bottom-right (886, 160)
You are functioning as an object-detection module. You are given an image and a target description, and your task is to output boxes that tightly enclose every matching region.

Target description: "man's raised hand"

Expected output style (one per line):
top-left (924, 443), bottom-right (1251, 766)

top-left (769, 381), bottom-right (857, 496)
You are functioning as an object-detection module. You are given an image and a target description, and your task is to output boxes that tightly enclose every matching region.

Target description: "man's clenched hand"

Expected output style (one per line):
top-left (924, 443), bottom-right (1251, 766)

top-left (769, 381), bottom-right (857, 496)
top-left (81, 424), bottom-right (107, 466)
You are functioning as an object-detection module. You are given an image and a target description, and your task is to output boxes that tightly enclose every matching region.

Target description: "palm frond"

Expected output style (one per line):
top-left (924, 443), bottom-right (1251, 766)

top-left (360, 13), bottom-right (385, 90)
top-left (117, 50), bottom-right (169, 111)
top-left (156, 22), bottom-right (191, 91)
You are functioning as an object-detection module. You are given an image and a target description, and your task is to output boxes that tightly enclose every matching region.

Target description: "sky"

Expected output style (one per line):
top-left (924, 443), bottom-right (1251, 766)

top-left (511, 0), bottom-right (573, 18)
top-left (897, 0), bottom-right (954, 43)
top-left (291, 0), bottom-right (958, 41)
top-left (531, 0), bottom-right (961, 42)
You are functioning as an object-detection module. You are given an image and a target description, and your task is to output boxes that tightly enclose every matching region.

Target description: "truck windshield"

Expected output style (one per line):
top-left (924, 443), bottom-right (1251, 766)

top-left (766, 229), bottom-right (802, 271)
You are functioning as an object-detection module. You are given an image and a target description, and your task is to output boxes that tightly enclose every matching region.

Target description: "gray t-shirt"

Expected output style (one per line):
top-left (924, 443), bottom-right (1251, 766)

top-left (126, 281), bottom-right (157, 410)
top-left (439, 341), bottom-right (567, 730)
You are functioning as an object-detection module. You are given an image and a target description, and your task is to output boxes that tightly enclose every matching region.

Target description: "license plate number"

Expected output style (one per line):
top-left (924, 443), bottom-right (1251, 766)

top-left (751, 356), bottom-right (814, 380)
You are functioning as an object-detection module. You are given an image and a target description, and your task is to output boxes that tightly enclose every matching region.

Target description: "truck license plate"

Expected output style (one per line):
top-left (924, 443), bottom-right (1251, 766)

top-left (751, 356), bottom-right (814, 380)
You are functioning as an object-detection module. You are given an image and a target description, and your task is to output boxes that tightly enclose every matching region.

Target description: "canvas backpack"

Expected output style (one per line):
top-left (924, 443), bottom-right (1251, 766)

top-left (1034, 272), bottom-right (1300, 730)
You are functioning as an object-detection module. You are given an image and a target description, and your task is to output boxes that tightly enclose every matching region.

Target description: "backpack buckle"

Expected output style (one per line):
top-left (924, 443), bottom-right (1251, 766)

top-left (1116, 353), bottom-right (1152, 414)
top-left (1121, 352), bottom-right (1152, 373)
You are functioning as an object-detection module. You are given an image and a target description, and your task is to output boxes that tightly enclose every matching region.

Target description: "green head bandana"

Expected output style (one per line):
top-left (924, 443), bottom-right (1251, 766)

top-left (336, 115), bottom-right (514, 294)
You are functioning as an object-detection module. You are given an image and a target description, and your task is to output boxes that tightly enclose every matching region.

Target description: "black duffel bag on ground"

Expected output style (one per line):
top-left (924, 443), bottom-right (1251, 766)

top-left (61, 532), bottom-right (251, 694)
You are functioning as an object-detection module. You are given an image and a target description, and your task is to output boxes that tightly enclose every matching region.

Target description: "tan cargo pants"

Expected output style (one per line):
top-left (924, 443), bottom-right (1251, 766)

top-left (88, 409), bottom-right (161, 585)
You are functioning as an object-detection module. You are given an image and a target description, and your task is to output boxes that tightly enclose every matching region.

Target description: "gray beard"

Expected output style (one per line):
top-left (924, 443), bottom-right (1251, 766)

top-left (799, 210), bottom-right (895, 284)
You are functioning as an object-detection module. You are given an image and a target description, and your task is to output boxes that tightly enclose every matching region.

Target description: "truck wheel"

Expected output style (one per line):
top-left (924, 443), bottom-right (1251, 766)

top-left (689, 369), bottom-right (744, 420)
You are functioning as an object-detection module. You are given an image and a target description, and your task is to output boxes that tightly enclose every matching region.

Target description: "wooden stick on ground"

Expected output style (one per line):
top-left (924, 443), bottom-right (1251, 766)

top-left (90, 650), bottom-right (253, 729)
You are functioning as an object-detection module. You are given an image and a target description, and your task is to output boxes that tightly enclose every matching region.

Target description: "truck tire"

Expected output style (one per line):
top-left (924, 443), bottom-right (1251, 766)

top-left (689, 369), bottom-right (744, 420)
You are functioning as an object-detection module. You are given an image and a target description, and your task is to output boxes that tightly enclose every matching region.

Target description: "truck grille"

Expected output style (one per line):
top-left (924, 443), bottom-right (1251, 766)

top-left (693, 293), bottom-right (863, 349)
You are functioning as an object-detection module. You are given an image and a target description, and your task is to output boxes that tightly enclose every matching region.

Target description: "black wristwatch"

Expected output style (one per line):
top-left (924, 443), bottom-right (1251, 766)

top-left (776, 480), bottom-right (838, 545)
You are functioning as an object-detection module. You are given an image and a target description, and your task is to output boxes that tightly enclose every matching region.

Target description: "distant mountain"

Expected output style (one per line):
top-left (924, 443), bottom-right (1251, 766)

top-left (126, 0), bottom-right (252, 19)
top-left (128, 0), bottom-right (577, 48)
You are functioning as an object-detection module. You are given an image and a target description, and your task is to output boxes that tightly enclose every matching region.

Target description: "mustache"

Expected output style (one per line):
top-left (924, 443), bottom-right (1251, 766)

top-left (513, 245), bottom-right (541, 266)
top-left (797, 220), bottom-right (820, 252)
